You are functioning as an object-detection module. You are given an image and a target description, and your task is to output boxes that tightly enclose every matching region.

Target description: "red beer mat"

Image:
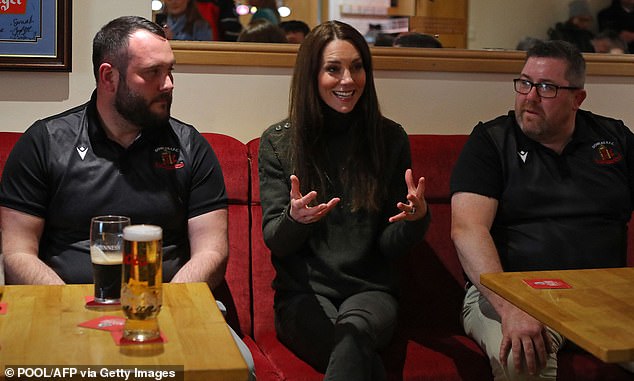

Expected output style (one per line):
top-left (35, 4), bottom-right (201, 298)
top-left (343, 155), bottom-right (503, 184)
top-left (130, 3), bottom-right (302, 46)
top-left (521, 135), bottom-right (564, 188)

top-left (78, 316), bottom-right (125, 332)
top-left (523, 278), bottom-right (572, 289)
top-left (78, 316), bottom-right (168, 345)
top-left (84, 295), bottom-right (121, 307)
top-left (0, 302), bottom-right (7, 315)
top-left (111, 330), bottom-right (168, 345)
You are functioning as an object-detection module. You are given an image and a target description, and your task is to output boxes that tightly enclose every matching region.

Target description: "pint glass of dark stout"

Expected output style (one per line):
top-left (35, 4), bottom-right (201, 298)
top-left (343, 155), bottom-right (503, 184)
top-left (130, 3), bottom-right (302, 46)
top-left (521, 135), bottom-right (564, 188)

top-left (121, 224), bottom-right (163, 342)
top-left (90, 216), bottom-right (130, 304)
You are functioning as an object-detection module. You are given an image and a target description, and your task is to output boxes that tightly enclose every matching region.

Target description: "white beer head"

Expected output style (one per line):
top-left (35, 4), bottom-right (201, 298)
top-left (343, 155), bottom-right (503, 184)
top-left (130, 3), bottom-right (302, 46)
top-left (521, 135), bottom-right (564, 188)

top-left (123, 225), bottom-right (162, 242)
top-left (90, 245), bottom-right (123, 264)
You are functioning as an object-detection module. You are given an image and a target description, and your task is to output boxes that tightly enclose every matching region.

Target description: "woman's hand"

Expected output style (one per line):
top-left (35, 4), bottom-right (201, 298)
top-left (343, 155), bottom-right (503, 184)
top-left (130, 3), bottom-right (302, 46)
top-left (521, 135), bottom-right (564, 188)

top-left (288, 175), bottom-right (340, 224)
top-left (389, 169), bottom-right (427, 222)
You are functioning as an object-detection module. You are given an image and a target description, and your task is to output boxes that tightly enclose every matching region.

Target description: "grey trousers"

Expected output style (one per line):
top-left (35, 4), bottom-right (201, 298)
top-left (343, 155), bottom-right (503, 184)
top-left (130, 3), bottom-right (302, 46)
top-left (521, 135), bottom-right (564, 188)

top-left (274, 290), bottom-right (398, 381)
top-left (462, 285), bottom-right (564, 381)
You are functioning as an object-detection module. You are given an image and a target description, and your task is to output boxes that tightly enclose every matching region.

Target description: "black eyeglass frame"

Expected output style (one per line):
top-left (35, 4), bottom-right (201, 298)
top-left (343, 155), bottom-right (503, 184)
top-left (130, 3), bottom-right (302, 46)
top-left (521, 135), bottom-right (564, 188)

top-left (513, 78), bottom-right (581, 98)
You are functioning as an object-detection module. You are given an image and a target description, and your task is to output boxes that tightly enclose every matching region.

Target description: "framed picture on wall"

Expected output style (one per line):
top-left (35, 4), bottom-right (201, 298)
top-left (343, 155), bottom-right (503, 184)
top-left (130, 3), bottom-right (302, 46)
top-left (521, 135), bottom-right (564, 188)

top-left (0, 0), bottom-right (71, 71)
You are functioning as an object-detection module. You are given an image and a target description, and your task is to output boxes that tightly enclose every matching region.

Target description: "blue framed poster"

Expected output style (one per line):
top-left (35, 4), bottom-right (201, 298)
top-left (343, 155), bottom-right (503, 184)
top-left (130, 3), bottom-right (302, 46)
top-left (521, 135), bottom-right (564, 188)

top-left (0, 0), bottom-right (71, 71)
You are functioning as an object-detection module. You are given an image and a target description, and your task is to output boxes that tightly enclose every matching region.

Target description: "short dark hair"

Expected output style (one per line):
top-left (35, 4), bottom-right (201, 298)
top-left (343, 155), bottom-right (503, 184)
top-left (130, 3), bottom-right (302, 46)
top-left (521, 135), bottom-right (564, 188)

top-left (279, 20), bottom-right (310, 36)
top-left (237, 19), bottom-right (287, 43)
top-left (393, 32), bottom-right (442, 48)
top-left (593, 29), bottom-right (628, 53)
top-left (525, 40), bottom-right (586, 87)
top-left (92, 16), bottom-right (165, 82)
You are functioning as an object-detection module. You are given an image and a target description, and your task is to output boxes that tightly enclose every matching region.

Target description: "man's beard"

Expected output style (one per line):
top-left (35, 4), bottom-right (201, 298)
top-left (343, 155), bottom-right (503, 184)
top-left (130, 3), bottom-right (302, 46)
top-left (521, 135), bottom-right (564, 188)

top-left (115, 78), bottom-right (172, 130)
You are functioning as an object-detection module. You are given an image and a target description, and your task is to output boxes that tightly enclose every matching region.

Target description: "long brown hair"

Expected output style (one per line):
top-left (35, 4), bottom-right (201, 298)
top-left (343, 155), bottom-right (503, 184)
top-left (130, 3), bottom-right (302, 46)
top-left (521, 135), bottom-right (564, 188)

top-left (168, 0), bottom-right (207, 37)
top-left (288, 21), bottom-right (385, 212)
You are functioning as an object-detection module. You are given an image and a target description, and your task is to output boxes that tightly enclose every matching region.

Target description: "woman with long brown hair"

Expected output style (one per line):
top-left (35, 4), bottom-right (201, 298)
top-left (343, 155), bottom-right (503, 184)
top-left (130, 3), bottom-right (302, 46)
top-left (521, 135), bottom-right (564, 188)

top-left (258, 21), bottom-right (430, 380)
top-left (162, 0), bottom-right (213, 41)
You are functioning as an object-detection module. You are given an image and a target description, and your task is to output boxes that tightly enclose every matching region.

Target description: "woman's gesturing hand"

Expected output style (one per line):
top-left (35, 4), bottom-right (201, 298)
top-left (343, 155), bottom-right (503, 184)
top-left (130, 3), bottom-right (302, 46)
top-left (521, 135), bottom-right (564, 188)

top-left (389, 169), bottom-right (427, 223)
top-left (288, 175), bottom-right (340, 224)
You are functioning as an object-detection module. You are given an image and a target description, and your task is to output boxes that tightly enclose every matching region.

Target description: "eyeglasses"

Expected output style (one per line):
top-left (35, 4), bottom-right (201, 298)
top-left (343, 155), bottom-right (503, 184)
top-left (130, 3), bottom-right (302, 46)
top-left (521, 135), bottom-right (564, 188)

top-left (513, 78), bottom-right (581, 98)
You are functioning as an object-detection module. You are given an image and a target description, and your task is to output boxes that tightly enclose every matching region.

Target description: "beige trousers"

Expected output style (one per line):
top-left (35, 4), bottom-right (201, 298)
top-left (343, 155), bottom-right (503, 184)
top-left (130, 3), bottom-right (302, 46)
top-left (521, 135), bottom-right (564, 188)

top-left (462, 285), bottom-right (564, 381)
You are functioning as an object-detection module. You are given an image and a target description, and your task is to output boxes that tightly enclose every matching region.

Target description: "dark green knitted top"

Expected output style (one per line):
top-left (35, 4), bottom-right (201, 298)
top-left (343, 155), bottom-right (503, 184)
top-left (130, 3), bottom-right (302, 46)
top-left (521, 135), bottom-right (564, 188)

top-left (258, 116), bottom-right (430, 301)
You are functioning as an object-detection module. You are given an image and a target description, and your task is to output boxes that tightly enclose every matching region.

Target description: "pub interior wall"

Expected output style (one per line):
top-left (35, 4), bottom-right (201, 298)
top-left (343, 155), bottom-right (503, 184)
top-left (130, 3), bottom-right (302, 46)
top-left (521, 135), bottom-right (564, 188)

top-left (468, 0), bottom-right (612, 50)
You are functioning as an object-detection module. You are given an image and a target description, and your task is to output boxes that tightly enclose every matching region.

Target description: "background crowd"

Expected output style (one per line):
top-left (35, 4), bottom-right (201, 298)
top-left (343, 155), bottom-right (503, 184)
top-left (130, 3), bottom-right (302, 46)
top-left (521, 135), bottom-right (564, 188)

top-left (543, 0), bottom-right (634, 53)
top-left (156, 0), bottom-right (634, 53)
top-left (154, 0), bottom-right (445, 48)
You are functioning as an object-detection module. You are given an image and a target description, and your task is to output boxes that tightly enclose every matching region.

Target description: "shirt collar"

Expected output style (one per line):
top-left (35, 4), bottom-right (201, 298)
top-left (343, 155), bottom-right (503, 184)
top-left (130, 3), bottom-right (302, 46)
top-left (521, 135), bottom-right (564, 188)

top-left (510, 109), bottom-right (594, 154)
top-left (86, 90), bottom-right (168, 150)
top-left (86, 90), bottom-right (110, 145)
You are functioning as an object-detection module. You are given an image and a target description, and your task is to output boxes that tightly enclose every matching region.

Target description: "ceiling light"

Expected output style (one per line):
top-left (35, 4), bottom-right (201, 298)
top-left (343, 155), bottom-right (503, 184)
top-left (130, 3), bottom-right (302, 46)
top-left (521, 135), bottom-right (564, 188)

top-left (278, 6), bottom-right (291, 18)
top-left (236, 4), bottom-right (250, 15)
top-left (151, 0), bottom-right (163, 11)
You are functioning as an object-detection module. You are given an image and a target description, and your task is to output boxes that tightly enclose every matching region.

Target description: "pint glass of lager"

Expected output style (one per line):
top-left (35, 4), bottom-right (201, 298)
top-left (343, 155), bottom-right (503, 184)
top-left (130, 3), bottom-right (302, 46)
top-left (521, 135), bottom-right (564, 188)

top-left (121, 224), bottom-right (163, 342)
top-left (90, 216), bottom-right (130, 304)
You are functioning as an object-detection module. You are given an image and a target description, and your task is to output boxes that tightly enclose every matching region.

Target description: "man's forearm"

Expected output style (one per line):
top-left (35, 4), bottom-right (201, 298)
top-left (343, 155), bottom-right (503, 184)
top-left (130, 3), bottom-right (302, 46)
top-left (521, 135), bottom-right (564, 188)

top-left (452, 224), bottom-right (514, 317)
top-left (170, 251), bottom-right (227, 289)
top-left (4, 252), bottom-right (64, 285)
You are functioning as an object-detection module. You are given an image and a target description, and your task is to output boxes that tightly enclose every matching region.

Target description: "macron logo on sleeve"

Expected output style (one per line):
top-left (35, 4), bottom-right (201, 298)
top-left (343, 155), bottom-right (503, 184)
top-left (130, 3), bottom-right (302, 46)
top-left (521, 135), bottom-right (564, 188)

top-left (76, 146), bottom-right (88, 160)
top-left (518, 150), bottom-right (528, 163)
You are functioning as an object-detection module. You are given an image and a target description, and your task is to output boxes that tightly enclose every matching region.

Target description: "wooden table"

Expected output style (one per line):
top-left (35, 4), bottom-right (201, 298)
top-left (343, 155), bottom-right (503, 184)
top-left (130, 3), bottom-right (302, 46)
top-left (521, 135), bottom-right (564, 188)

top-left (481, 267), bottom-right (634, 363)
top-left (0, 282), bottom-right (248, 381)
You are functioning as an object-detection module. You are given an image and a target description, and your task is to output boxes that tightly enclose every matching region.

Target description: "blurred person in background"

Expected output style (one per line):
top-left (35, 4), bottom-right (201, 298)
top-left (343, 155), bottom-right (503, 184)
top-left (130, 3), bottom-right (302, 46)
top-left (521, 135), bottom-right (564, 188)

top-left (161, 0), bottom-right (213, 41)
top-left (598, 0), bottom-right (634, 53)
top-left (195, 0), bottom-right (244, 41)
top-left (238, 19), bottom-right (287, 43)
top-left (516, 37), bottom-right (542, 51)
top-left (373, 32), bottom-right (397, 47)
top-left (393, 32), bottom-right (443, 48)
top-left (547, 0), bottom-right (595, 52)
top-left (279, 20), bottom-right (310, 44)
top-left (249, 0), bottom-right (280, 25)
top-left (592, 29), bottom-right (628, 53)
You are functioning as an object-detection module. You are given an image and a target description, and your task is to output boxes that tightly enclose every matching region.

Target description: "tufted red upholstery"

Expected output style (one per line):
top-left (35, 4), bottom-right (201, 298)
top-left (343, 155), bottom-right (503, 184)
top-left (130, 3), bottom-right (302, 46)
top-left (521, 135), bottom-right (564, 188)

top-left (0, 132), bottom-right (22, 178)
top-left (202, 133), bottom-right (252, 338)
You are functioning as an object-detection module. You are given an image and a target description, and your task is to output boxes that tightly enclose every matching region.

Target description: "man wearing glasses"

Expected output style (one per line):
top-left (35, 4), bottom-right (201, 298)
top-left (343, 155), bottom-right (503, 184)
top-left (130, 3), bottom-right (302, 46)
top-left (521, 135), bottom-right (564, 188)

top-left (450, 40), bottom-right (634, 380)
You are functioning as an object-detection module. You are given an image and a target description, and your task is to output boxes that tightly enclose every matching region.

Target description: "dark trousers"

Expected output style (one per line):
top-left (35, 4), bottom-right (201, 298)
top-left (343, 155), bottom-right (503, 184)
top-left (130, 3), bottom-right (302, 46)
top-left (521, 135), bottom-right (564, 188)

top-left (275, 290), bottom-right (398, 381)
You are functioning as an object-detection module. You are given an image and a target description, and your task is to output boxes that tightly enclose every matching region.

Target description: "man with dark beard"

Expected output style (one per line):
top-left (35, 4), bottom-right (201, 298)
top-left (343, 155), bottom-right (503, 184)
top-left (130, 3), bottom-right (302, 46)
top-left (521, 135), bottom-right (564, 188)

top-left (0, 16), bottom-right (258, 377)
top-left (450, 40), bottom-right (634, 380)
top-left (0, 16), bottom-right (227, 290)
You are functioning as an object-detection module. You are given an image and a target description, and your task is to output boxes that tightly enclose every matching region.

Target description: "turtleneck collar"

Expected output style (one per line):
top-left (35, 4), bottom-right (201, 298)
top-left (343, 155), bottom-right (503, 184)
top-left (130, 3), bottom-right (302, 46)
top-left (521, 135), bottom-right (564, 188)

top-left (323, 104), bottom-right (358, 134)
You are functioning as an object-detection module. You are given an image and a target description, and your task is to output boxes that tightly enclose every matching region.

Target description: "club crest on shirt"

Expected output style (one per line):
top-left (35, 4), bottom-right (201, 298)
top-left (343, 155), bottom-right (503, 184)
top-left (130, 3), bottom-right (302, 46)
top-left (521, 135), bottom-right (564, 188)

top-left (592, 141), bottom-right (622, 165)
top-left (154, 146), bottom-right (185, 170)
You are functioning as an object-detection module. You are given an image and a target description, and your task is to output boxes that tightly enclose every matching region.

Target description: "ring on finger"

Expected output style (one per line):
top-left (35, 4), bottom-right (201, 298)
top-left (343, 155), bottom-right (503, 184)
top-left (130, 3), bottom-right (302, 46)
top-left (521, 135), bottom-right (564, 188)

top-left (409, 206), bottom-right (416, 215)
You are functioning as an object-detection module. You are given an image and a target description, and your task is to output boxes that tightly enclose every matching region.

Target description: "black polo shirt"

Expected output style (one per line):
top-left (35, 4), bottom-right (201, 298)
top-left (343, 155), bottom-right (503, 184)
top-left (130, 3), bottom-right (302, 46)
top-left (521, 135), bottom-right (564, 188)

top-left (451, 110), bottom-right (634, 271)
top-left (0, 94), bottom-right (227, 283)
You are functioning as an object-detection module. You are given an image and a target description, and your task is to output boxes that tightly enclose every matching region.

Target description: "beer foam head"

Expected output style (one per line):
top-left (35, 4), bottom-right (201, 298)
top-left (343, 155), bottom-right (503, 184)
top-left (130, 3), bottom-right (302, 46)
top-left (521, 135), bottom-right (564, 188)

top-left (90, 246), bottom-right (122, 264)
top-left (123, 225), bottom-right (162, 242)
